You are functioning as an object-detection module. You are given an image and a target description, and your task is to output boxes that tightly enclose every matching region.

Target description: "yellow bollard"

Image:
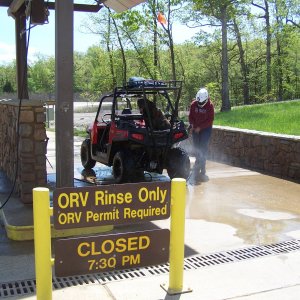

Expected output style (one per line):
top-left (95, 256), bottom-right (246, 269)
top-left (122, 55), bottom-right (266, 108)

top-left (168, 178), bottom-right (186, 294)
top-left (33, 187), bottom-right (52, 300)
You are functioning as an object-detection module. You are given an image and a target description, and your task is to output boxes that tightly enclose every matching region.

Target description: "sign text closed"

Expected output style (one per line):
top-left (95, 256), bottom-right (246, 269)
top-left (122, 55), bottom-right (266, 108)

top-left (54, 229), bottom-right (170, 277)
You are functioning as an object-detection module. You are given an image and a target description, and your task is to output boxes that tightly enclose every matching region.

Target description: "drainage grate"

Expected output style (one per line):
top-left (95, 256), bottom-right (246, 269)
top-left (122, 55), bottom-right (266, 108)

top-left (185, 252), bottom-right (235, 268)
top-left (0, 280), bottom-right (36, 298)
top-left (52, 274), bottom-right (97, 289)
top-left (2, 239), bottom-right (300, 298)
top-left (95, 268), bottom-right (148, 284)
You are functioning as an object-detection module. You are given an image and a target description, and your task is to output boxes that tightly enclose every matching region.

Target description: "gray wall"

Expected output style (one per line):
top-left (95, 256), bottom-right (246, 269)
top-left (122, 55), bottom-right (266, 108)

top-left (0, 100), bottom-right (47, 204)
top-left (181, 126), bottom-right (300, 182)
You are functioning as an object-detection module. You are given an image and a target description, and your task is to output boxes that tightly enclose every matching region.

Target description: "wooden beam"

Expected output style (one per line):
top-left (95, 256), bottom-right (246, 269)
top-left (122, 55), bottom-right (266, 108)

top-left (47, 2), bottom-right (103, 12)
top-left (7, 0), bottom-right (24, 18)
top-left (15, 8), bottom-right (28, 99)
top-left (2, 1), bottom-right (103, 12)
top-left (0, 0), bottom-right (13, 7)
top-left (8, 0), bottom-right (23, 11)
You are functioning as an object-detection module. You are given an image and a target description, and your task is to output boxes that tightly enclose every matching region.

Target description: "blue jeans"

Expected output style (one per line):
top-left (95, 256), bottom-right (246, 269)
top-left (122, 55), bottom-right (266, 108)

top-left (192, 127), bottom-right (212, 175)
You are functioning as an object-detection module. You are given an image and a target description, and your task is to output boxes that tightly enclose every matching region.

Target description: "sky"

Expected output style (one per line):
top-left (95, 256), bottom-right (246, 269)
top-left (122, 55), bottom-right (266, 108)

top-left (0, 5), bottom-right (198, 65)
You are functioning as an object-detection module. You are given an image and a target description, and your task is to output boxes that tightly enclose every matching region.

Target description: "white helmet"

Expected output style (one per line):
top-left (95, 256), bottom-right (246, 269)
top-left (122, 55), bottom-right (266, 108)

top-left (196, 88), bottom-right (209, 107)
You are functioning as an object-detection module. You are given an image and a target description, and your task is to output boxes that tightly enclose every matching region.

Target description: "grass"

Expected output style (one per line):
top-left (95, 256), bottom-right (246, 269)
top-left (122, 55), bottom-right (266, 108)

top-left (47, 127), bottom-right (88, 137)
top-left (48, 100), bottom-right (300, 137)
top-left (213, 100), bottom-right (300, 136)
top-left (74, 128), bottom-right (88, 138)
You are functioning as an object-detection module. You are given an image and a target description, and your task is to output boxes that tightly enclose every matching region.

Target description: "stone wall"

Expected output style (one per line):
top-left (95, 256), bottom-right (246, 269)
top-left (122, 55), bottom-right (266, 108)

top-left (180, 125), bottom-right (300, 182)
top-left (208, 126), bottom-right (300, 181)
top-left (0, 99), bottom-right (47, 204)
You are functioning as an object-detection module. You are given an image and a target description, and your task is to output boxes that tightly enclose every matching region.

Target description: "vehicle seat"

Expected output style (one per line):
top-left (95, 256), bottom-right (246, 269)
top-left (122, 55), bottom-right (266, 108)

top-left (121, 108), bottom-right (132, 114)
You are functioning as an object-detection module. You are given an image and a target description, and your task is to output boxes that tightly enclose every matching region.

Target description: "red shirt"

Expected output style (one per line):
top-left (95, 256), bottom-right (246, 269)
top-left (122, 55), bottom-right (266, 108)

top-left (188, 99), bottom-right (214, 129)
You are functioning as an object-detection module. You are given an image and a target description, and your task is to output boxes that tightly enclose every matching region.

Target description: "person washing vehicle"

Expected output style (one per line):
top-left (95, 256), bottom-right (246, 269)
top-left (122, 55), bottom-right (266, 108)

top-left (188, 87), bottom-right (214, 183)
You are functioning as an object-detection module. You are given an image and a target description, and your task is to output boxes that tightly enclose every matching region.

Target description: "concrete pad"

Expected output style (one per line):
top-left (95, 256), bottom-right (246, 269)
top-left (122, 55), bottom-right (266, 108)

top-left (1, 130), bottom-right (300, 300)
top-left (233, 285), bottom-right (300, 300)
top-left (8, 283), bottom-right (113, 300)
top-left (104, 251), bottom-right (300, 300)
top-left (185, 164), bottom-right (300, 248)
top-left (0, 253), bottom-right (35, 283)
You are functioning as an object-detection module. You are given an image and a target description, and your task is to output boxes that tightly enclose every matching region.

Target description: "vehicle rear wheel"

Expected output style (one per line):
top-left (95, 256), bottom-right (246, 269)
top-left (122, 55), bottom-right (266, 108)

top-left (112, 151), bottom-right (143, 183)
top-left (166, 148), bottom-right (191, 179)
top-left (81, 139), bottom-right (96, 169)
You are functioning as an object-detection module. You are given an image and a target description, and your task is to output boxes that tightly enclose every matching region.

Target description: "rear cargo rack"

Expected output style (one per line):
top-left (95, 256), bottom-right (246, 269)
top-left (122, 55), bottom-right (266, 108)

top-left (114, 80), bottom-right (183, 95)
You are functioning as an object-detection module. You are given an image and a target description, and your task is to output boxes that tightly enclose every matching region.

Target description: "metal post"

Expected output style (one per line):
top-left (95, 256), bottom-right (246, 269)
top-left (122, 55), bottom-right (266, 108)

top-left (168, 178), bottom-right (186, 294)
top-left (33, 187), bottom-right (52, 300)
top-left (55, 0), bottom-right (74, 187)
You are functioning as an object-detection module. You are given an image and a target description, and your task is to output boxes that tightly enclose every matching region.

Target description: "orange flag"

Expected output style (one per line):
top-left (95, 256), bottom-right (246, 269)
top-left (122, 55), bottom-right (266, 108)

top-left (157, 12), bottom-right (167, 25)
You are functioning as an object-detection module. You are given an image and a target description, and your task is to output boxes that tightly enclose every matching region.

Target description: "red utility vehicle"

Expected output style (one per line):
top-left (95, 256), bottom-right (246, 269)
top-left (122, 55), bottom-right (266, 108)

top-left (80, 79), bottom-right (190, 183)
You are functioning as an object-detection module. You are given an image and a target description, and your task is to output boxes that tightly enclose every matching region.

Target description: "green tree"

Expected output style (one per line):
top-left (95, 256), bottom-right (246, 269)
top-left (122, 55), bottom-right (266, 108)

top-left (190, 0), bottom-right (249, 111)
top-left (155, 0), bottom-right (180, 81)
top-left (28, 55), bottom-right (54, 96)
top-left (251, 0), bottom-right (273, 97)
top-left (113, 9), bottom-right (154, 79)
top-left (232, 17), bottom-right (250, 104)
top-left (0, 63), bottom-right (16, 94)
top-left (285, 0), bottom-right (300, 28)
top-left (81, 9), bottom-right (118, 88)
top-left (3, 81), bottom-right (14, 93)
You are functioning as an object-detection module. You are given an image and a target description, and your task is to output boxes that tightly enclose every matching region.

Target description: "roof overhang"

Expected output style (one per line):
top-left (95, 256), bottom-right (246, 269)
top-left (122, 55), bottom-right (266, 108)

top-left (102, 0), bottom-right (145, 12)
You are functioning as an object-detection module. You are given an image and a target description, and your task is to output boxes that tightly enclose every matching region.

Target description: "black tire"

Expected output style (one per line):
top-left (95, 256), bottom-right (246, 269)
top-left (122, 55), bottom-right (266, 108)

top-left (166, 147), bottom-right (191, 179)
top-left (112, 151), bottom-right (143, 183)
top-left (80, 139), bottom-right (96, 169)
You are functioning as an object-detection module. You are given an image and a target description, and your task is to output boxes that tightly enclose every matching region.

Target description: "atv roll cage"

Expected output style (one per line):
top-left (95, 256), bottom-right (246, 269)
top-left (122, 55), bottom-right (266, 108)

top-left (95, 79), bottom-right (182, 123)
top-left (81, 79), bottom-right (190, 183)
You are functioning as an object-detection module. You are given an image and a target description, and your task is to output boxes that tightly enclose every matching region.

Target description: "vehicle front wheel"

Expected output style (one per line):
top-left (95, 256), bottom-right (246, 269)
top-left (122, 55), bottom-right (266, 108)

top-left (80, 139), bottom-right (96, 169)
top-left (166, 148), bottom-right (191, 179)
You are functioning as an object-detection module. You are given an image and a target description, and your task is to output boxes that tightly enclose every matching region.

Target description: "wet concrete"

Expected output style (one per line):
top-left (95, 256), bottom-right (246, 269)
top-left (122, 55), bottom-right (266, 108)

top-left (1, 130), bottom-right (300, 288)
top-left (186, 162), bottom-right (300, 248)
top-left (45, 130), bottom-right (300, 252)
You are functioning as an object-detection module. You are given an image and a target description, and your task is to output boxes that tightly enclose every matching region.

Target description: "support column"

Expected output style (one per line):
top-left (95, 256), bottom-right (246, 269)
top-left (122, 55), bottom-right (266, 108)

top-left (15, 7), bottom-right (29, 99)
top-left (55, 0), bottom-right (74, 187)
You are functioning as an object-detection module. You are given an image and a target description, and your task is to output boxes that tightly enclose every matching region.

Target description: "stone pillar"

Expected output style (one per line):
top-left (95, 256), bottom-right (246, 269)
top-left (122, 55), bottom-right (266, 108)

top-left (0, 100), bottom-right (47, 204)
